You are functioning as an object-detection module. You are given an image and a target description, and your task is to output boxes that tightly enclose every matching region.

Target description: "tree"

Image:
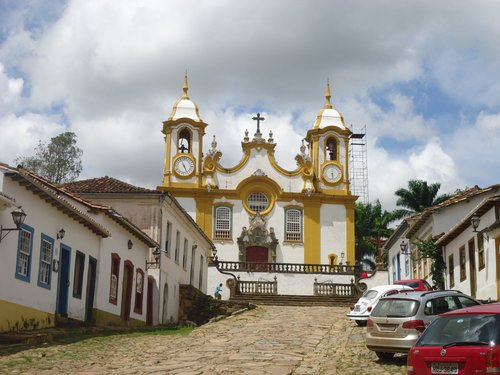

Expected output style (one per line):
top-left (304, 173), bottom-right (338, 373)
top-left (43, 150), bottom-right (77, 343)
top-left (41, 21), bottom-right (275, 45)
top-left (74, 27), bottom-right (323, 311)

top-left (355, 200), bottom-right (397, 269)
top-left (393, 180), bottom-right (451, 218)
top-left (413, 238), bottom-right (445, 290)
top-left (16, 132), bottom-right (83, 184)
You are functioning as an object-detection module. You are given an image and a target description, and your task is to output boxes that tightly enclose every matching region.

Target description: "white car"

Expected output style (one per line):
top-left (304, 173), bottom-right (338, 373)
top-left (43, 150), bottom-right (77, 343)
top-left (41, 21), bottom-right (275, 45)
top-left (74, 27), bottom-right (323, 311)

top-left (346, 284), bottom-right (413, 326)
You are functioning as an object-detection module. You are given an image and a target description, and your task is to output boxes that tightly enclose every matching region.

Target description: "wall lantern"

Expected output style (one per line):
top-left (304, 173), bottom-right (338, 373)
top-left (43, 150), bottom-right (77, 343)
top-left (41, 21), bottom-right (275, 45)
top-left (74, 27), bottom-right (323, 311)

top-left (0, 207), bottom-right (27, 243)
top-left (145, 247), bottom-right (161, 270)
top-left (211, 248), bottom-right (218, 266)
top-left (400, 240), bottom-right (408, 254)
top-left (127, 239), bottom-right (133, 250)
top-left (471, 214), bottom-right (481, 233)
top-left (57, 228), bottom-right (66, 240)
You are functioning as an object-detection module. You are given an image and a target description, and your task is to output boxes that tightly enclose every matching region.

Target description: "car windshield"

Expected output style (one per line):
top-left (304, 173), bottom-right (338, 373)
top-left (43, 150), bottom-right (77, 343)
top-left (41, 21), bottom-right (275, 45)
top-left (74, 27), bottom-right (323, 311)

top-left (398, 281), bottom-right (419, 288)
top-left (371, 298), bottom-right (419, 318)
top-left (416, 314), bottom-right (500, 347)
top-left (362, 290), bottom-right (379, 300)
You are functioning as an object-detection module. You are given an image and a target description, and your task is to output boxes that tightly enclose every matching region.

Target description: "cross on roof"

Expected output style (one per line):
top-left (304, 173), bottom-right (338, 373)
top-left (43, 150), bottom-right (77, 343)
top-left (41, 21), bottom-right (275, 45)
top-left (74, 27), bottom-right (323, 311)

top-left (252, 113), bottom-right (265, 134)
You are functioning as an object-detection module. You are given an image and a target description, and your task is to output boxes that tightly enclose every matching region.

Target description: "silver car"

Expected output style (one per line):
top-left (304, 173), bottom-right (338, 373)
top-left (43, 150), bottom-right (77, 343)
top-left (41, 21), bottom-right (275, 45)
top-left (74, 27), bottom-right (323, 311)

top-left (365, 290), bottom-right (480, 360)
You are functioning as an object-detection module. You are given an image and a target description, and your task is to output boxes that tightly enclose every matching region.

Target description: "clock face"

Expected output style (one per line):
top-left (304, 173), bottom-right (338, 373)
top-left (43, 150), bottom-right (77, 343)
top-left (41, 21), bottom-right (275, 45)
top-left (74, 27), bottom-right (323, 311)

top-left (322, 164), bottom-right (342, 183)
top-left (174, 156), bottom-right (195, 177)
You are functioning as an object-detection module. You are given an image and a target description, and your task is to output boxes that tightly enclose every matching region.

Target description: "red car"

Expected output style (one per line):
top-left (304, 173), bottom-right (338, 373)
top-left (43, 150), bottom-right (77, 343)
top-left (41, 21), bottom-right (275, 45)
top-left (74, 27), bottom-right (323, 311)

top-left (394, 279), bottom-right (433, 291)
top-left (407, 303), bottom-right (500, 375)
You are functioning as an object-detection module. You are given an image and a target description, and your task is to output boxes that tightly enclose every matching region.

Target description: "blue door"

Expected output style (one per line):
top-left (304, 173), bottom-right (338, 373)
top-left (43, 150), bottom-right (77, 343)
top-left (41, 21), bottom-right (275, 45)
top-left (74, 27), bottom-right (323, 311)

top-left (57, 245), bottom-right (71, 315)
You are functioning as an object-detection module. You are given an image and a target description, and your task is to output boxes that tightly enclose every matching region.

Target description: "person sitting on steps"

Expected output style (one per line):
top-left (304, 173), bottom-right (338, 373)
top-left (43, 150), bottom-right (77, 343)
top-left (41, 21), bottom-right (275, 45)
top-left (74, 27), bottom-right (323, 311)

top-left (214, 283), bottom-right (223, 300)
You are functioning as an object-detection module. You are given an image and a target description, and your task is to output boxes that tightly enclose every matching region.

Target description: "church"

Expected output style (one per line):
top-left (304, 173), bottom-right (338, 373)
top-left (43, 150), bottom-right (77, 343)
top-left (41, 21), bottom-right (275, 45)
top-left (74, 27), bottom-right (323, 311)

top-left (158, 75), bottom-right (357, 268)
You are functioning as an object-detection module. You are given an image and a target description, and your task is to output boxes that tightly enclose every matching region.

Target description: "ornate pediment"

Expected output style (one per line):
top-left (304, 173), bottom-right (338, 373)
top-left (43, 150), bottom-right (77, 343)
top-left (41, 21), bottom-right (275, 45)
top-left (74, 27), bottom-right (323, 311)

top-left (237, 212), bottom-right (279, 262)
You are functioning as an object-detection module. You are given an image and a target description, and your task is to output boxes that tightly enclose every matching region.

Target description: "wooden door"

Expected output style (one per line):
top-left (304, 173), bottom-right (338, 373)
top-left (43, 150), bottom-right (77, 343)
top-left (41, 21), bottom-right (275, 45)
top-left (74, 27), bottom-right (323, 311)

top-left (468, 239), bottom-right (477, 298)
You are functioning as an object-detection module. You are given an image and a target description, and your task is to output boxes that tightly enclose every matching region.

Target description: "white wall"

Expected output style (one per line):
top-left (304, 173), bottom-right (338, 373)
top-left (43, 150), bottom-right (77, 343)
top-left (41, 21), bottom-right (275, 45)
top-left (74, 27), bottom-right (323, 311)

top-left (207, 266), bottom-right (355, 299)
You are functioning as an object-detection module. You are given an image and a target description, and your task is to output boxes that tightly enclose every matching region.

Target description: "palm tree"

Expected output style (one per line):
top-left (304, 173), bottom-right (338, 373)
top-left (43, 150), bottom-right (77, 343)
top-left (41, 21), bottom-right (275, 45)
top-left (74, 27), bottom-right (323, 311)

top-left (393, 180), bottom-right (451, 218)
top-left (355, 200), bottom-right (397, 269)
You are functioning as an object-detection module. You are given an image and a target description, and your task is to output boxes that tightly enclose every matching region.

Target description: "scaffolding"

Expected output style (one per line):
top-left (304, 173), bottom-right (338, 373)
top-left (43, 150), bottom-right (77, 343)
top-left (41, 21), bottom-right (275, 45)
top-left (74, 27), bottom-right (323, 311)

top-left (349, 125), bottom-right (369, 204)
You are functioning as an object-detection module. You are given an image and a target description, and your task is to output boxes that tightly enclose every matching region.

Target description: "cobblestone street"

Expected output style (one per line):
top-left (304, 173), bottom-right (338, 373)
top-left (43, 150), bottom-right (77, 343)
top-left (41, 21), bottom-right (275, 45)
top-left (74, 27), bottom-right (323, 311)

top-left (0, 306), bottom-right (407, 374)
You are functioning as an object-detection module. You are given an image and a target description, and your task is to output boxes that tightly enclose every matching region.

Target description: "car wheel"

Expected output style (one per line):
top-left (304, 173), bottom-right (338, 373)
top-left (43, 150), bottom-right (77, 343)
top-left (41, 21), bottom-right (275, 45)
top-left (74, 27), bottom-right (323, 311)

top-left (355, 320), bottom-right (367, 327)
top-left (375, 352), bottom-right (395, 361)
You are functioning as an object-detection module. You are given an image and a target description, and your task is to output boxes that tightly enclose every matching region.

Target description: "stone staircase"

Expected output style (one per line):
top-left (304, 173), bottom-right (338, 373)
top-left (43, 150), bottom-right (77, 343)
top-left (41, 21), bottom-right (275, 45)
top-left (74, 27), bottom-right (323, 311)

top-left (229, 293), bottom-right (358, 307)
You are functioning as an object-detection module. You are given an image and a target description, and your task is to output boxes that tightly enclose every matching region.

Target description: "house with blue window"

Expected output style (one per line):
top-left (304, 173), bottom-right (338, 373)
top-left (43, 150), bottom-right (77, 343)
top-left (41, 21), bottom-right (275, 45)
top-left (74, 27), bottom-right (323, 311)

top-left (0, 164), bottom-right (159, 332)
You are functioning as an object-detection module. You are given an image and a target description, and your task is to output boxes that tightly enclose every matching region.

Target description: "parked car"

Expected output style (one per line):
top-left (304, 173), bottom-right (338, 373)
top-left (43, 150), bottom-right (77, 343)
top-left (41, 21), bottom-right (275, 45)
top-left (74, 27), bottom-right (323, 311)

top-left (365, 290), bottom-right (480, 360)
top-left (394, 279), bottom-right (433, 291)
top-left (407, 303), bottom-right (500, 375)
top-left (347, 284), bottom-right (413, 326)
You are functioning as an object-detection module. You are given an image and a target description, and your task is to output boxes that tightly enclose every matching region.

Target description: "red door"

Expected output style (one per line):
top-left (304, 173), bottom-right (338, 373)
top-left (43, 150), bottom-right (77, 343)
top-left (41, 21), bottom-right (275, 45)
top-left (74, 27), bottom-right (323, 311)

top-left (246, 246), bottom-right (268, 271)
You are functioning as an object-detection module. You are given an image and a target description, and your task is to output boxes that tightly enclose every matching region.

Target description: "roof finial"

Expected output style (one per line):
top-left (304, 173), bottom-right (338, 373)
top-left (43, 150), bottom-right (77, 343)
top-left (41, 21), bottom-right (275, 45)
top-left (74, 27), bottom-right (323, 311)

top-left (324, 78), bottom-right (332, 109)
top-left (182, 70), bottom-right (189, 99)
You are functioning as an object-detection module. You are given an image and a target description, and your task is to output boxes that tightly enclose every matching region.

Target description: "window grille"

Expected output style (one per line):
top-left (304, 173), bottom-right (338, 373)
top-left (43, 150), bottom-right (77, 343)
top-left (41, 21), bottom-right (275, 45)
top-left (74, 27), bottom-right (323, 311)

top-left (214, 206), bottom-right (232, 239)
top-left (285, 209), bottom-right (302, 241)
top-left (247, 192), bottom-right (268, 212)
top-left (39, 239), bottom-right (52, 285)
top-left (17, 229), bottom-right (32, 277)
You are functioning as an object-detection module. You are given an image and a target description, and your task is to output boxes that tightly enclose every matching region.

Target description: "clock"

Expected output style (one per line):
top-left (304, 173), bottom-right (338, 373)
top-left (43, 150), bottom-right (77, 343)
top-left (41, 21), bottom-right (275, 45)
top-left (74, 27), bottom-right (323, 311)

top-left (322, 164), bottom-right (342, 184)
top-left (174, 155), bottom-right (195, 177)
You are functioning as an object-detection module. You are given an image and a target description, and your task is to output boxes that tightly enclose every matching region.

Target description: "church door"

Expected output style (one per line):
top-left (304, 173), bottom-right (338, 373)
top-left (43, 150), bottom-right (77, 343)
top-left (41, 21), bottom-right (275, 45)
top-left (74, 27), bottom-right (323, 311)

top-left (246, 246), bottom-right (268, 271)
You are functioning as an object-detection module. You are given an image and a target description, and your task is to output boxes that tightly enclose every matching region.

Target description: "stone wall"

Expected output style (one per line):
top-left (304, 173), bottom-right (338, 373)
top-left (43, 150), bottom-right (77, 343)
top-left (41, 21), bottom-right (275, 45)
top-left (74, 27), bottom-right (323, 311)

top-left (178, 284), bottom-right (254, 326)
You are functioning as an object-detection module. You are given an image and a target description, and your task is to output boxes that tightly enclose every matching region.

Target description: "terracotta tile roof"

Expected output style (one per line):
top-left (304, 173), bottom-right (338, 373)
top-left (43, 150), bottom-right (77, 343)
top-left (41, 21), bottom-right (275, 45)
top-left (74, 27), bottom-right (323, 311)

top-left (1, 165), bottom-right (159, 247)
top-left (61, 177), bottom-right (157, 194)
top-left (406, 184), bottom-right (500, 238)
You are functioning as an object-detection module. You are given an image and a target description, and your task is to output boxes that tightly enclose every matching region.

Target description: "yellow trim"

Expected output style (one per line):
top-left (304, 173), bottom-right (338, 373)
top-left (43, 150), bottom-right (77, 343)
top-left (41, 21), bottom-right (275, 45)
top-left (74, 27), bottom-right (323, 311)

top-left (94, 309), bottom-right (145, 327)
top-left (162, 130), bottom-right (172, 186)
top-left (236, 176), bottom-right (281, 215)
top-left (346, 202), bottom-right (355, 265)
top-left (211, 142), bottom-right (305, 177)
top-left (0, 300), bottom-right (55, 332)
top-left (320, 162), bottom-right (343, 186)
top-left (195, 196), bottom-right (214, 239)
top-left (158, 185), bottom-right (358, 205)
top-left (213, 201), bottom-right (234, 207)
top-left (172, 154), bottom-right (196, 179)
top-left (304, 201), bottom-right (321, 263)
top-left (197, 127), bottom-right (205, 187)
top-left (283, 204), bottom-right (304, 210)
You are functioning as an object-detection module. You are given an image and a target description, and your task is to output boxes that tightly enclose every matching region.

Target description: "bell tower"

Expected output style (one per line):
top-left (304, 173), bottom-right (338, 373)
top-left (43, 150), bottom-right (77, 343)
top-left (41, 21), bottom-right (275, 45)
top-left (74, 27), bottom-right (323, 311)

top-left (161, 74), bottom-right (208, 188)
top-left (305, 81), bottom-right (352, 196)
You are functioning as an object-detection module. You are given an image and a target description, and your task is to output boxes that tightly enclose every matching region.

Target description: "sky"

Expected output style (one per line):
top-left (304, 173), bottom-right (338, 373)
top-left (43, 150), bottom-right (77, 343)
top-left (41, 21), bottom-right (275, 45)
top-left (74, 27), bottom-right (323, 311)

top-left (1, 0), bottom-right (499, 210)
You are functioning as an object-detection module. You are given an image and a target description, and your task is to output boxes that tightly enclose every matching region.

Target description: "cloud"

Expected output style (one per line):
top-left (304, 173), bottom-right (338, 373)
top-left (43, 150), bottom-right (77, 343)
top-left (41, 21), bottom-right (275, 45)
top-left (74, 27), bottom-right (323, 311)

top-left (1, 0), bottom-right (500, 210)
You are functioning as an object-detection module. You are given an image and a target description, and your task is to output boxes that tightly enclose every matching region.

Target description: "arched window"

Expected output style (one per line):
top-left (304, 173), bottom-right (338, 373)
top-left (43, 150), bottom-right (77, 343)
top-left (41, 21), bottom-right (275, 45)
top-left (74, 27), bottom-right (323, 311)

top-left (178, 128), bottom-right (191, 153)
top-left (285, 208), bottom-right (302, 241)
top-left (214, 206), bottom-right (232, 240)
top-left (326, 137), bottom-right (337, 161)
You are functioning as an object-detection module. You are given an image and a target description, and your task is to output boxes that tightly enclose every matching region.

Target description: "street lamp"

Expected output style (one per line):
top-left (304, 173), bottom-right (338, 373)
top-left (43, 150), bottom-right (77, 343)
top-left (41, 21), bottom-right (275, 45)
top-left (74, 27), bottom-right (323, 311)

top-left (211, 248), bottom-right (218, 266)
top-left (0, 207), bottom-right (27, 243)
top-left (146, 247), bottom-right (161, 270)
top-left (400, 240), bottom-right (409, 254)
top-left (471, 214), bottom-right (481, 233)
top-left (57, 228), bottom-right (66, 240)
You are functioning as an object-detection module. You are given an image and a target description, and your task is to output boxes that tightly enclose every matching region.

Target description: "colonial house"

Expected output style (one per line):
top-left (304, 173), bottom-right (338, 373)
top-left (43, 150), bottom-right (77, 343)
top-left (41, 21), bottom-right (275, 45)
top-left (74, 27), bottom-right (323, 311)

top-left (436, 193), bottom-right (500, 300)
top-left (0, 164), bottom-right (158, 332)
top-left (61, 176), bottom-right (215, 325)
top-left (385, 217), bottom-right (413, 284)
top-left (385, 184), bottom-right (500, 295)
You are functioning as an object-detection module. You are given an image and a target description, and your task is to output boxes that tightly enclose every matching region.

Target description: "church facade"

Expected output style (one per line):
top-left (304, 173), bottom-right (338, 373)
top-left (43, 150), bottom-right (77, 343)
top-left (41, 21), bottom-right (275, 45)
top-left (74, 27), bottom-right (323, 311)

top-left (158, 76), bottom-right (357, 267)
